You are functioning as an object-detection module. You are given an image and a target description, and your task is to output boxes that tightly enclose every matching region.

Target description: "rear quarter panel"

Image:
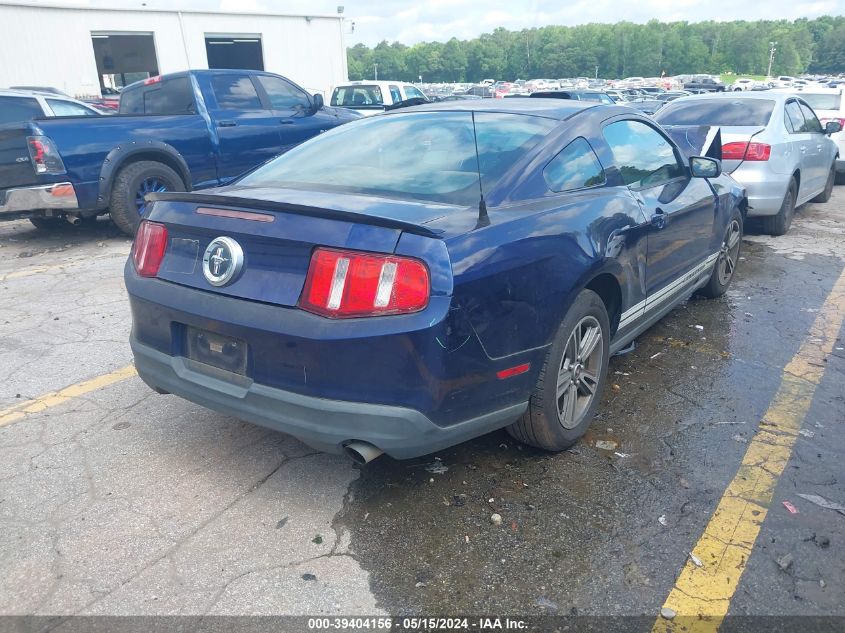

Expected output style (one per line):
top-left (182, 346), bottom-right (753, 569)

top-left (446, 187), bottom-right (648, 362)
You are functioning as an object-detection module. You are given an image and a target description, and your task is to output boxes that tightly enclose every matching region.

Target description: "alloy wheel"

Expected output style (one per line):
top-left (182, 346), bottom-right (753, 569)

top-left (556, 316), bottom-right (603, 429)
top-left (717, 219), bottom-right (742, 286)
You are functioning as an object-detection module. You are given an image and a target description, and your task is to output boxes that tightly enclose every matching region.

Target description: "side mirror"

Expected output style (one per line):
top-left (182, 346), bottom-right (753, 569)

top-left (690, 156), bottom-right (721, 179)
top-left (824, 120), bottom-right (842, 135)
top-left (312, 93), bottom-right (324, 111)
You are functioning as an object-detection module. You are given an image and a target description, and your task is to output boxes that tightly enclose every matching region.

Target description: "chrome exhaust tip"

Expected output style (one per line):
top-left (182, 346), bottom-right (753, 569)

top-left (343, 441), bottom-right (384, 465)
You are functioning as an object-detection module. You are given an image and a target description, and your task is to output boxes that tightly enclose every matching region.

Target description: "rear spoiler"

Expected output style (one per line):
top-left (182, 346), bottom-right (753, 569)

top-left (662, 125), bottom-right (722, 161)
top-left (145, 191), bottom-right (444, 238)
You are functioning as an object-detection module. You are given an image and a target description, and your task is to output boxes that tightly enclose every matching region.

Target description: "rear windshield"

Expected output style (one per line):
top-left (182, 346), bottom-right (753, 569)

top-left (237, 111), bottom-right (557, 205)
top-left (799, 93), bottom-right (842, 111)
top-left (0, 96), bottom-right (42, 124)
top-left (331, 85), bottom-right (384, 107)
top-left (119, 77), bottom-right (196, 115)
top-left (656, 99), bottom-right (775, 126)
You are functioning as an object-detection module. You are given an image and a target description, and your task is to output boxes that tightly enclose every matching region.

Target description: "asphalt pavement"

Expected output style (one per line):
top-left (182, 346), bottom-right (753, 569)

top-left (0, 191), bottom-right (843, 631)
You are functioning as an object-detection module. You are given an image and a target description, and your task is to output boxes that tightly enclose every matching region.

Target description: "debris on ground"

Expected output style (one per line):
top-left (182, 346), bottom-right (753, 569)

top-left (594, 440), bottom-right (618, 451)
top-left (798, 429), bottom-right (815, 438)
top-left (776, 553), bottom-right (794, 573)
top-left (490, 513), bottom-right (503, 526)
top-left (301, 573), bottom-right (317, 581)
top-left (535, 597), bottom-right (559, 611)
top-left (276, 517), bottom-right (289, 529)
top-left (658, 514), bottom-right (668, 526)
top-left (650, 352), bottom-right (662, 360)
top-left (312, 535), bottom-right (323, 545)
top-left (797, 493), bottom-right (845, 516)
top-left (688, 553), bottom-right (704, 568)
top-left (415, 581), bottom-right (427, 588)
top-left (693, 325), bottom-right (704, 331)
top-left (733, 434), bottom-right (748, 443)
top-left (660, 607), bottom-right (676, 620)
top-left (425, 461), bottom-right (449, 475)
top-left (782, 501), bottom-right (799, 515)
top-left (614, 451), bottom-right (630, 458)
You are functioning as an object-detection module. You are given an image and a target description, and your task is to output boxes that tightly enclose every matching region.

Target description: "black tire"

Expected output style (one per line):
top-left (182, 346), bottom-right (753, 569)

top-left (761, 177), bottom-right (797, 236)
top-left (698, 209), bottom-right (743, 299)
top-left (29, 216), bottom-right (63, 231)
top-left (507, 289), bottom-right (610, 451)
top-left (812, 164), bottom-right (835, 203)
top-left (109, 161), bottom-right (185, 236)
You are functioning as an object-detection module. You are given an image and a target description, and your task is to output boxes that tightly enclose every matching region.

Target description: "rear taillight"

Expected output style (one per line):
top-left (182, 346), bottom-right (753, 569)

top-left (299, 248), bottom-right (430, 318)
top-left (26, 136), bottom-right (66, 175)
top-left (820, 117), bottom-right (845, 129)
top-left (721, 141), bottom-right (771, 161)
top-left (132, 221), bottom-right (168, 277)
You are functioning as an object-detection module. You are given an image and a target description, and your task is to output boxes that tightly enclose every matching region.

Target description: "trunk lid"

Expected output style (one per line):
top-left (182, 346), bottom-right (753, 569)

top-left (0, 122), bottom-right (39, 190)
top-left (147, 188), bottom-right (464, 307)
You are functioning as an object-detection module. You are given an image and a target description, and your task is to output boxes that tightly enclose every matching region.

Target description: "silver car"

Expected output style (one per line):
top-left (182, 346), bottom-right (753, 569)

top-left (655, 92), bottom-right (840, 235)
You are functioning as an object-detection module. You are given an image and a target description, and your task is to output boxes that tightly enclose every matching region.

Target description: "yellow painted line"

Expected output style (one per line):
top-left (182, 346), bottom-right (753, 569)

top-left (653, 267), bottom-right (845, 633)
top-left (0, 364), bottom-right (137, 428)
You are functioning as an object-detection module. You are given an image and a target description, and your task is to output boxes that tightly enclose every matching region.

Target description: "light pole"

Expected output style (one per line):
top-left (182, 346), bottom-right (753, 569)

top-left (374, 63), bottom-right (378, 81)
top-left (595, 65), bottom-right (599, 80)
top-left (767, 41), bottom-right (777, 78)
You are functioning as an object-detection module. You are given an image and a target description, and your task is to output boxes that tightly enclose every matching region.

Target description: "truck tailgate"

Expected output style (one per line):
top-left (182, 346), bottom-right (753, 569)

top-left (0, 124), bottom-right (37, 190)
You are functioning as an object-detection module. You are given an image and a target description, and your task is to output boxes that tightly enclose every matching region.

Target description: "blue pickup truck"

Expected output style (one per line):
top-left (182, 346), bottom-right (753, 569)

top-left (0, 69), bottom-right (360, 234)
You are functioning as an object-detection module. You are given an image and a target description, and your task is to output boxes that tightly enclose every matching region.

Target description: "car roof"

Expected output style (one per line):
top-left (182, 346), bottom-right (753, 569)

top-left (333, 81), bottom-right (415, 88)
top-left (673, 91), bottom-right (786, 104)
top-left (388, 98), bottom-right (603, 120)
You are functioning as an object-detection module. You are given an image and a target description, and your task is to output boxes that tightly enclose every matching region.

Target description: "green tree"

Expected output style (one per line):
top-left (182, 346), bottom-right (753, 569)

top-left (346, 16), bottom-right (845, 83)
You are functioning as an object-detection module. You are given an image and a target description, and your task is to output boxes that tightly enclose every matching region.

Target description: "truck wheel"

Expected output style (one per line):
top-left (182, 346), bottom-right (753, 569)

top-left (812, 164), bottom-right (835, 203)
top-left (761, 178), bottom-right (797, 236)
top-left (110, 161), bottom-right (185, 235)
top-left (507, 289), bottom-right (610, 451)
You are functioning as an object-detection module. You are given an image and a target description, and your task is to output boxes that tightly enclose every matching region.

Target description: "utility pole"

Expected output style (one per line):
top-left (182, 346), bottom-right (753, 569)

top-left (374, 63), bottom-right (378, 81)
top-left (767, 42), bottom-right (777, 78)
top-left (595, 65), bottom-right (599, 79)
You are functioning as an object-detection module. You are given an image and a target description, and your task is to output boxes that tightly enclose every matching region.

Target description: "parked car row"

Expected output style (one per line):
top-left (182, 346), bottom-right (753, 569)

top-left (3, 64), bottom-right (840, 461)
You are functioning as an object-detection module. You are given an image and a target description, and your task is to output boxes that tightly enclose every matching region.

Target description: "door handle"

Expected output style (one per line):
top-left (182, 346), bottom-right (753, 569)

top-left (217, 120), bottom-right (237, 127)
top-left (280, 119), bottom-right (295, 125)
top-left (651, 208), bottom-right (666, 230)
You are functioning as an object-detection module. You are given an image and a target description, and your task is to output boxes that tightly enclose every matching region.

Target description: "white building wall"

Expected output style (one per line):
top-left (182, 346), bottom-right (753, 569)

top-left (0, 2), bottom-right (347, 98)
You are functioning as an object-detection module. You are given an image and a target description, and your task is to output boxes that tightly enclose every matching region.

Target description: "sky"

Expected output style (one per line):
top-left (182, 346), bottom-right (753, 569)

top-left (38, 0), bottom-right (845, 45)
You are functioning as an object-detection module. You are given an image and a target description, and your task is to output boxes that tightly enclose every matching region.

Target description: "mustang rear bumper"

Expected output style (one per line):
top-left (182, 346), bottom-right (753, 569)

top-left (131, 336), bottom-right (527, 459)
top-left (0, 182), bottom-right (79, 216)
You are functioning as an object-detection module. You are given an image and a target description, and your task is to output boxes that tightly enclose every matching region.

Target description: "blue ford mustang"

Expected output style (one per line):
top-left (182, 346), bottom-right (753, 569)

top-left (125, 100), bottom-right (745, 463)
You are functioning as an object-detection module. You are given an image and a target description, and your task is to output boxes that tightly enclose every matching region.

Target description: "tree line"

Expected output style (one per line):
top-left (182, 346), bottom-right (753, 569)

top-left (347, 16), bottom-right (845, 83)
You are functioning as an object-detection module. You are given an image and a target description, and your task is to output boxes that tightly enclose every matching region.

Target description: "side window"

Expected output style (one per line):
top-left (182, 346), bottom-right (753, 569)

top-left (404, 86), bottom-right (426, 100)
top-left (543, 137), bottom-right (606, 192)
top-left (120, 78), bottom-right (196, 115)
top-left (603, 119), bottom-right (685, 189)
top-left (46, 99), bottom-right (97, 116)
top-left (389, 85), bottom-right (402, 103)
top-left (785, 101), bottom-right (805, 134)
top-left (256, 75), bottom-right (310, 111)
top-left (211, 74), bottom-right (263, 110)
top-left (798, 102), bottom-right (823, 133)
top-left (0, 96), bottom-right (43, 123)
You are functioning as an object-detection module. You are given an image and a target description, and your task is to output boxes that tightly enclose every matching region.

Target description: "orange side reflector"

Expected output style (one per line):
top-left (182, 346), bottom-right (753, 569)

top-left (50, 184), bottom-right (75, 198)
